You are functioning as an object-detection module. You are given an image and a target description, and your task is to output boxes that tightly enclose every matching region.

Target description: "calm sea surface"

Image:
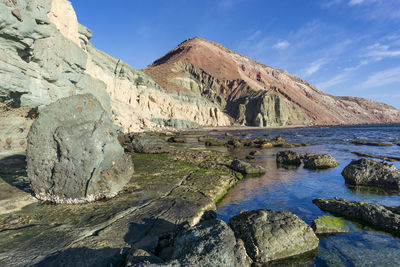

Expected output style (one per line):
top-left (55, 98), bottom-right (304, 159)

top-left (186, 124), bottom-right (400, 266)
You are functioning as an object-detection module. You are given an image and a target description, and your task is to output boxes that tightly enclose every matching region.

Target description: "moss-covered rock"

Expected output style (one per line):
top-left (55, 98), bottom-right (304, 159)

top-left (311, 215), bottom-right (349, 235)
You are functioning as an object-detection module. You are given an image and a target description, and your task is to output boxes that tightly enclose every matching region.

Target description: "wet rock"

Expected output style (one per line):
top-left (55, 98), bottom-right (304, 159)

top-left (342, 158), bottom-right (400, 190)
top-left (259, 142), bottom-right (273, 149)
top-left (229, 159), bottom-right (265, 175)
top-left (352, 140), bottom-right (392, 146)
top-left (229, 209), bottom-right (319, 264)
top-left (125, 133), bottom-right (169, 154)
top-left (311, 215), bottom-right (349, 235)
top-left (246, 155), bottom-right (255, 160)
top-left (227, 138), bottom-right (243, 148)
top-left (313, 198), bottom-right (400, 234)
top-left (199, 136), bottom-right (225, 146)
top-left (242, 132), bottom-right (251, 137)
top-left (351, 152), bottom-right (400, 162)
top-left (249, 150), bottom-right (261, 156)
top-left (276, 150), bottom-right (303, 165)
top-left (225, 132), bottom-right (233, 137)
top-left (303, 153), bottom-right (339, 170)
top-left (167, 136), bottom-right (186, 143)
top-left (26, 94), bottom-right (134, 203)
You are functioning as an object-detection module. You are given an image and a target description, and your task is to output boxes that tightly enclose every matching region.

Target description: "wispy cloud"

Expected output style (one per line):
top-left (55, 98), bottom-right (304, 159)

top-left (363, 42), bottom-right (400, 59)
top-left (272, 41), bottom-right (290, 50)
top-left (349, 0), bottom-right (365, 6)
top-left (360, 66), bottom-right (400, 88)
top-left (302, 59), bottom-right (328, 77)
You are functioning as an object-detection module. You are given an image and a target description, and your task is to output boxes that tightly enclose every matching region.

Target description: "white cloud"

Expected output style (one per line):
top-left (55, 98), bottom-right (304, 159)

top-left (349, 0), bottom-right (365, 5)
top-left (317, 73), bottom-right (349, 89)
top-left (302, 59), bottom-right (328, 77)
top-left (361, 66), bottom-right (400, 88)
top-left (272, 41), bottom-right (290, 50)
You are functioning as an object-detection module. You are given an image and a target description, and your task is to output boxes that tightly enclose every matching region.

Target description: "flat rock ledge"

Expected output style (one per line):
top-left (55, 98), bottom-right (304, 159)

top-left (313, 198), bottom-right (400, 234)
top-left (229, 209), bottom-right (319, 264)
top-left (26, 94), bottom-right (134, 204)
top-left (342, 158), bottom-right (400, 190)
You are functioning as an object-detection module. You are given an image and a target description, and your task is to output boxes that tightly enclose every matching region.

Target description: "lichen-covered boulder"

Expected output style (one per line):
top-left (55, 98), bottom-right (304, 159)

top-left (229, 209), bottom-right (319, 264)
top-left (303, 153), bottom-right (339, 170)
top-left (276, 150), bottom-right (303, 165)
top-left (342, 158), bottom-right (400, 190)
top-left (27, 94), bottom-right (134, 204)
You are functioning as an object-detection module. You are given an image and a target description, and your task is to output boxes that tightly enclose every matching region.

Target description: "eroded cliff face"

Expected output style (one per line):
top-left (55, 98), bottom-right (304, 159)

top-left (144, 37), bottom-right (400, 127)
top-left (0, 0), bottom-right (230, 157)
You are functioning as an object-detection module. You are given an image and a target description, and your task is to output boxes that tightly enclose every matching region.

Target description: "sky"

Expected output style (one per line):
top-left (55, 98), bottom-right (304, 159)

top-left (70, 0), bottom-right (400, 109)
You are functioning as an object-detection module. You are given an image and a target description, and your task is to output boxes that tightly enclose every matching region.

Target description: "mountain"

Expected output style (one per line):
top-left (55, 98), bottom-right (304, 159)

top-left (144, 37), bottom-right (400, 127)
top-left (1, 1), bottom-right (399, 158)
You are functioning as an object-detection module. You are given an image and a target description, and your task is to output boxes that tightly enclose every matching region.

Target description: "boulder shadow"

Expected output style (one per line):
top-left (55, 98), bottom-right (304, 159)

top-left (0, 154), bottom-right (32, 194)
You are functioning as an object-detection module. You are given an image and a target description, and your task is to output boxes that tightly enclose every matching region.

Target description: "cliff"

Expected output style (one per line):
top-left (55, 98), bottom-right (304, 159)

top-left (0, 0), bottom-right (230, 157)
top-left (144, 37), bottom-right (400, 127)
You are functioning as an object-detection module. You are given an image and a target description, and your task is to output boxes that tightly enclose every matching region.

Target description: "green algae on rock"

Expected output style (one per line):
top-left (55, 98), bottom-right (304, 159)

top-left (311, 215), bottom-right (349, 235)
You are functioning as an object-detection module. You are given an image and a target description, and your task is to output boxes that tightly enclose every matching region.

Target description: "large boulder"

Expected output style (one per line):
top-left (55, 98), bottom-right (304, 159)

top-left (27, 94), bottom-right (134, 204)
top-left (229, 159), bottom-right (265, 175)
top-left (303, 153), bottom-right (339, 170)
top-left (276, 150), bottom-right (303, 165)
top-left (229, 209), bottom-right (319, 264)
top-left (125, 219), bottom-right (252, 267)
top-left (313, 198), bottom-right (400, 234)
top-left (342, 158), bottom-right (400, 190)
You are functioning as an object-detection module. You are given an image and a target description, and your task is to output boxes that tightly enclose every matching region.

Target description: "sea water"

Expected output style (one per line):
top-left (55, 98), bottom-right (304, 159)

top-left (209, 124), bottom-right (400, 266)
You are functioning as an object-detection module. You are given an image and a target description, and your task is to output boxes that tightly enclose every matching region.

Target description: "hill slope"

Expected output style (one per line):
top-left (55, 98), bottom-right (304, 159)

top-left (144, 37), bottom-right (400, 126)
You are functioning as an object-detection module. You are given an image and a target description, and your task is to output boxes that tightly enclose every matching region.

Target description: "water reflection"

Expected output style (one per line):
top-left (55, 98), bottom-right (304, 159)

top-left (181, 124), bottom-right (400, 266)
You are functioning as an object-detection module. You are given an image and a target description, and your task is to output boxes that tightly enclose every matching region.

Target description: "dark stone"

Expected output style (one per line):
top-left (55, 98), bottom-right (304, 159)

top-left (127, 133), bottom-right (169, 154)
top-left (342, 158), bottom-right (400, 190)
top-left (313, 198), bottom-right (400, 234)
top-left (167, 136), bottom-right (186, 143)
top-left (26, 94), bottom-right (134, 203)
top-left (276, 150), bottom-right (303, 165)
top-left (229, 209), bottom-right (319, 264)
top-left (229, 159), bottom-right (265, 175)
top-left (171, 219), bottom-right (251, 266)
top-left (303, 153), bottom-right (339, 169)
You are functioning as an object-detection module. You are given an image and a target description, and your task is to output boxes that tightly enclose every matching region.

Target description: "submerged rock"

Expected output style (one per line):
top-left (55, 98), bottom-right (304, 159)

top-left (276, 150), bottom-right (303, 165)
top-left (342, 158), bottom-right (400, 190)
top-left (229, 159), bottom-right (265, 175)
top-left (26, 94), bottom-right (134, 204)
top-left (352, 140), bottom-right (392, 146)
top-left (313, 198), bottom-right (400, 234)
top-left (311, 215), bottom-right (349, 235)
top-left (303, 153), bottom-right (339, 170)
top-left (249, 150), bottom-right (261, 156)
top-left (229, 209), bottom-right (319, 264)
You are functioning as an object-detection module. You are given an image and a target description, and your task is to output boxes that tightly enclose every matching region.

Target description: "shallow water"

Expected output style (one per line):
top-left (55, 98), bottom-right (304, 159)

top-left (191, 124), bottom-right (400, 266)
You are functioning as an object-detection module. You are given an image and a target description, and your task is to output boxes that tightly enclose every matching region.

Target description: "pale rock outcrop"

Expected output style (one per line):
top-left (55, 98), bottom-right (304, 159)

top-left (0, 0), bottom-right (231, 160)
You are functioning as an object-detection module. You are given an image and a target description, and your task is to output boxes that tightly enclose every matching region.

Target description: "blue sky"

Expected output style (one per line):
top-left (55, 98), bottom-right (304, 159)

top-left (71, 0), bottom-right (400, 109)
